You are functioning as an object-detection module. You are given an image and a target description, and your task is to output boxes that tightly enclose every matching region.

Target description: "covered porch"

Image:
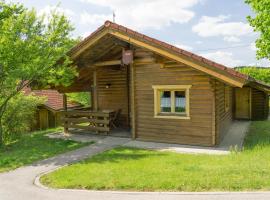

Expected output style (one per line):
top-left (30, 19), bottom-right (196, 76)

top-left (59, 35), bottom-right (136, 138)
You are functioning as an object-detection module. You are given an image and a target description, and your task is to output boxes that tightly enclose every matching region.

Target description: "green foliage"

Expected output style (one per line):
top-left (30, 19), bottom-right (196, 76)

top-left (245, 0), bottom-right (270, 59)
top-left (2, 93), bottom-right (44, 144)
top-left (41, 120), bottom-right (270, 191)
top-left (0, 1), bottom-right (78, 145)
top-left (235, 66), bottom-right (270, 84)
top-left (67, 92), bottom-right (91, 106)
top-left (0, 128), bottom-right (89, 172)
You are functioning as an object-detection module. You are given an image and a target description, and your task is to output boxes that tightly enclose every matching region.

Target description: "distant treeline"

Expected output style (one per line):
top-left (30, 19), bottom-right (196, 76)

top-left (234, 66), bottom-right (270, 84)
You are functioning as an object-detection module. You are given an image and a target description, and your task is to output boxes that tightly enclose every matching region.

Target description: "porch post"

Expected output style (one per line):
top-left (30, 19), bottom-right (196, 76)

top-left (93, 69), bottom-right (98, 111)
top-left (130, 63), bottom-right (136, 139)
top-left (63, 93), bottom-right (68, 134)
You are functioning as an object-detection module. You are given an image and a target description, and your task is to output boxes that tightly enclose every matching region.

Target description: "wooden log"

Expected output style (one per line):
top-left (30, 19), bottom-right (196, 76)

top-left (61, 110), bottom-right (110, 117)
top-left (62, 117), bottom-right (109, 124)
top-left (68, 124), bottom-right (110, 132)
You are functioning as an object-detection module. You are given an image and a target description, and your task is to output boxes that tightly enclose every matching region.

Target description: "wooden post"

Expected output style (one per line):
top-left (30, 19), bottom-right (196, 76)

top-left (63, 93), bottom-right (68, 134)
top-left (93, 69), bottom-right (98, 111)
top-left (130, 63), bottom-right (136, 139)
top-left (89, 91), bottom-right (93, 109)
top-left (211, 80), bottom-right (216, 146)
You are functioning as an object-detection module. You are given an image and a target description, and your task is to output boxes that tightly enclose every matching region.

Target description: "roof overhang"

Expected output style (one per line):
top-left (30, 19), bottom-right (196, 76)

top-left (248, 80), bottom-right (270, 94)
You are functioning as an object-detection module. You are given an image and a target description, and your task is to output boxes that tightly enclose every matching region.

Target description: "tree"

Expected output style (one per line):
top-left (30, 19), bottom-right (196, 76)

top-left (235, 66), bottom-right (270, 84)
top-left (246, 0), bottom-right (270, 60)
top-left (0, 2), bottom-right (78, 146)
top-left (67, 92), bottom-right (91, 106)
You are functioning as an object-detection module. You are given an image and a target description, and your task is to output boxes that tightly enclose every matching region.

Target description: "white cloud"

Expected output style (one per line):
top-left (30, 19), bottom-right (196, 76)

top-left (247, 59), bottom-right (270, 67)
top-left (80, 12), bottom-right (110, 26)
top-left (223, 36), bottom-right (241, 43)
top-left (250, 42), bottom-right (257, 51)
top-left (200, 51), bottom-right (243, 67)
top-left (192, 15), bottom-right (253, 40)
top-left (39, 5), bottom-right (75, 19)
top-left (175, 44), bottom-right (193, 51)
top-left (79, 0), bottom-right (201, 30)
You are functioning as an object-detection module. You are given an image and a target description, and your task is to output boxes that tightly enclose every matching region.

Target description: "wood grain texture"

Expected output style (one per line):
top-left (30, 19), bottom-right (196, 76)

top-left (97, 66), bottom-right (130, 127)
top-left (133, 49), bottom-right (215, 146)
top-left (251, 88), bottom-right (269, 120)
top-left (214, 81), bottom-right (233, 144)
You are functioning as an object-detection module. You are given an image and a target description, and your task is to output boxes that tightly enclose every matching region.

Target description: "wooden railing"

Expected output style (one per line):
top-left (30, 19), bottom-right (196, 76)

top-left (61, 110), bottom-right (115, 133)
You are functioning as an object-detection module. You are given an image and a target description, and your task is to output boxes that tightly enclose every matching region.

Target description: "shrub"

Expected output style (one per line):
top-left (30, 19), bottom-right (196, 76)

top-left (2, 93), bottom-right (44, 144)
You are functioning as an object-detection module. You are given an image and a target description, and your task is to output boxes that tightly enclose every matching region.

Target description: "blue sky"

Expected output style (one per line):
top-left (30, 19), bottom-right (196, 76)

top-left (9, 0), bottom-right (270, 68)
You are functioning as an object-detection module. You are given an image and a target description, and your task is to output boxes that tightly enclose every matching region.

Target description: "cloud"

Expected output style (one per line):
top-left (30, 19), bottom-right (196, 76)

top-left (79, 0), bottom-right (201, 30)
top-left (247, 59), bottom-right (270, 67)
top-left (250, 42), bottom-right (256, 51)
top-left (223, 36), bottom-right (240, 43)
top-left (192, 15), bottom-right (253, 40)
top-left (200, 51), bottom-right (243, 67)
top-left (175, 44), bottom-right (193, 51)
top-left (39, 5), bottom-right (75, 19)
top-left (80, 12), bottom-right (110, 26)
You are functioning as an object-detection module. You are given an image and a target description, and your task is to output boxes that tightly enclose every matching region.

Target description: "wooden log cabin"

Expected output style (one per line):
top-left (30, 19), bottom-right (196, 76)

top-left (57, 21), bottom-right (270, 146)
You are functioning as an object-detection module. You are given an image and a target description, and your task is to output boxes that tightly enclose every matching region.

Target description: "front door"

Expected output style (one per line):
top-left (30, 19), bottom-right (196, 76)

top-left (235, 88), bottom-right (251, 119)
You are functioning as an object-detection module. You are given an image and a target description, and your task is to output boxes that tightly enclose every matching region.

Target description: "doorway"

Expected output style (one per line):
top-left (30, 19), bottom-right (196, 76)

top-left (235, 87), bottom-right (251, 119)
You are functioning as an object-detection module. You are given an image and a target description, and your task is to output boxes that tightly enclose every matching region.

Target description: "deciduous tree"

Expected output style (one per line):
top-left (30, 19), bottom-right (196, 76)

top-left (0, 2), bottom-right (77, 145)
top-left (246, 0), bottom-right (270, 60)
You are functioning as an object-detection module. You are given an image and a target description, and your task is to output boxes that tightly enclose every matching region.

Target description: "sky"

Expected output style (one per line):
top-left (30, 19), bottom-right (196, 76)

top-left (9, 0), bottom-right (270, 68)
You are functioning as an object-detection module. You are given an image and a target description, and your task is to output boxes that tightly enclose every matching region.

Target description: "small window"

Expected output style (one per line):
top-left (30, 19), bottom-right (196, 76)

top-left (224, 86), bottom-right (230, 112)
top-left (153, 85), bottom-right (191, 119)
top-left (160, 91), bottom-right (171, 112)
top-left (175, 91), bottom-right (186, 113)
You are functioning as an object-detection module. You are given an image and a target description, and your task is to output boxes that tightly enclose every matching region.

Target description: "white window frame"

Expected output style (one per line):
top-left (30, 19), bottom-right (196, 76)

top-left (152, 85), bottom-right (191, 119)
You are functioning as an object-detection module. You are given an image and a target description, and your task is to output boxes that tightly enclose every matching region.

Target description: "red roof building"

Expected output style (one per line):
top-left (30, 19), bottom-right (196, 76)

top-left (23, 87), bottom-right (81, 130)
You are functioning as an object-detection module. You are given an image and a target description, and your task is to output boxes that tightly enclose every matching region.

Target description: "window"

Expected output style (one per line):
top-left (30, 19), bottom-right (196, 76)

top-left (152, 85), bottom-right (191, 119)
top-left (224, 86), bottom-right (230, 112)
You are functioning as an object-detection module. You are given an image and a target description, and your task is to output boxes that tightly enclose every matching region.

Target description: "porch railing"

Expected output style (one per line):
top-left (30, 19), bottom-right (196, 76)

top-left (61, 110), bottom-right (114, 133)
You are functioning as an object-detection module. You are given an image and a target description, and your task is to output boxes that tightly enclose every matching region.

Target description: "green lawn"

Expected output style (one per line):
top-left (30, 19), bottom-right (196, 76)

top-left (41, 120), bottom-right (270, 192)
top-left (0, 128), bottom-right (89, 172)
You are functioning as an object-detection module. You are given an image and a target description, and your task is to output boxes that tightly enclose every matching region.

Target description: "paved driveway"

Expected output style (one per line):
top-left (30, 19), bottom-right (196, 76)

top-left (1, 136), bottom-right (270, 200)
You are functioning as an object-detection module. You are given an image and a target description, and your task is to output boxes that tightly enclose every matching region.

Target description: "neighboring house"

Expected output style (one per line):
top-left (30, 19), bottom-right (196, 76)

top-left (23, 87), bottom-right (81, 130)
top-left (56, 21), bottom-right (269, 146)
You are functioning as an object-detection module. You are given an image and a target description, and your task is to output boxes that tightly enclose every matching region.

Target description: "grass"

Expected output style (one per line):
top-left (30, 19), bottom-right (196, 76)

top-left (0, 128), bottom-right (89, 172)
top-left (41, 120), bottom-right (270, 192)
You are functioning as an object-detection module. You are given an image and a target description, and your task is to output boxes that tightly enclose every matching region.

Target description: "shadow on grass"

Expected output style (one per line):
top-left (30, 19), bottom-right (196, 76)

top-left (243, 120), bottom-right (270, 150)
top-left (79, 147), bottom-right (167, 165)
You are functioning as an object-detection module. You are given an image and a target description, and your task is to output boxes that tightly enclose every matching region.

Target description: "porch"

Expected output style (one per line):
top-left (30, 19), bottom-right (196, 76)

top-left (60, 55), bottom-right (135, 137)
top-left (61, 107), bottom-right (131, 138)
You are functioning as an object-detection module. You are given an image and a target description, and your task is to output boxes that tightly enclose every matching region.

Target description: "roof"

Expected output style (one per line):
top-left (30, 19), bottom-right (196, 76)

top-left (69, 21), bottom-right (270, 92)
top-left (23, 87), bottom-right (81, 111)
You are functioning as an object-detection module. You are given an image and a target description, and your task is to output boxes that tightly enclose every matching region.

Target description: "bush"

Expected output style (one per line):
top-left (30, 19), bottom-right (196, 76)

top-left (2, 93), bottom-right (44, 144)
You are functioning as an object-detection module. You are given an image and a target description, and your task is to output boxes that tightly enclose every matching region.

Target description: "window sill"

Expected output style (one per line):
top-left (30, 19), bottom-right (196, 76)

top-left (154, 115), bottom-right (190, 120)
